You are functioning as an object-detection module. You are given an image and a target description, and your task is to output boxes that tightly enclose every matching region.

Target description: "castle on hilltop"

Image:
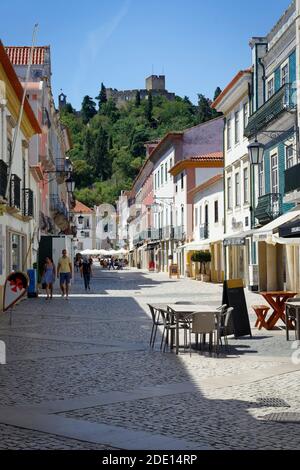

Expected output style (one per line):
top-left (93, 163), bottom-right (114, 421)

top-left (106, 75), bottom-right (175, 108)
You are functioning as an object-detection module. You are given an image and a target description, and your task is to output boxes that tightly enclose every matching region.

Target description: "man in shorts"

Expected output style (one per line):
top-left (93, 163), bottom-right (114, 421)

top-left (57, 249), bottom-right (72, 299)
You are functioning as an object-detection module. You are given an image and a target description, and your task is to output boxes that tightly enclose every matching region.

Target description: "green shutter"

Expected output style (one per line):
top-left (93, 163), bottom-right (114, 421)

top-left (274, 67), bottom-right (281, 91)
top-left (289, 50), bottom-right (296, 83)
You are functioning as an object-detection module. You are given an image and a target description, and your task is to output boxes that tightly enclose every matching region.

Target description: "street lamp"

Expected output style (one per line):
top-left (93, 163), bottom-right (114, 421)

top-left (78, 213), bottom-right (84, 225)
top-left (247, 138), bottom-right (264, 165)
top-left (65, 157), bottom-right (74, 173)
top-left (65, 176), bottom-right (75, 193)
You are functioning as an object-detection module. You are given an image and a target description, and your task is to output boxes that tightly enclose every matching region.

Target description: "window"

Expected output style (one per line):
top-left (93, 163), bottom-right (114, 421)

top-left (258, 159), bottom-right (264, 196)
top-left (286, 145), bottom-right (294, 169)
top-left (7, 139), bottom-right (12, 166)
top-left (243, 103), bottom-right (249, 129)
top-left (165, 163), bottom-right (168, 182)
top-left (214, 200), bottom-right (219, 223)
top-left (227, 118), bottom-right (231, 150)
top-left (271, 153), bottom-right (278, 193)
top-left (199, 206), bottom-right (202, 225)
top-left (157, 170), bottom-right (160, 188)
top-left (281, 63), bottom-right (289, 86)
top-left (194, 207), bottom-right (198, 227)
top-left (181, 172), bottom-right (184, 190)
top-left (160, 165), bottom-right (163, 185)
top-left (227, 177), bottom-right (232, 209)
top-left (243, 167), bottom-right (249, 204)
top-left (235, 111), bottom-right (240, 144)
top-left (267, 78), bottom-right (274, 100)
top-left (154, 173), bottom-right (157, 190)
top-left (235, 172), bottom-right (240, 207)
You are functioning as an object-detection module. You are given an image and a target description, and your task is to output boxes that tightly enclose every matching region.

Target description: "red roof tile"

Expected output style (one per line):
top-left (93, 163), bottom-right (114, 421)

top-left (73, 200), bottom-right (93, 214)
top-left (5, 46), bottom-right (47, 65)
top-left (190, 151), bottom-right (223, 162)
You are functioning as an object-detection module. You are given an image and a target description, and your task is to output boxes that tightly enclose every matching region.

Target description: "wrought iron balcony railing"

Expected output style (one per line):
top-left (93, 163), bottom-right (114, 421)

top-left (23, 188), bottom-right (34, 217)
top-left (9, 174), bottom-right (21, 209)
top-left (173, 225), bottom-right (185, 240)
top-left (199, 223), bottom-right (209, 240)
top-left (285, 162), bottom-right (300, 194)
top-left (0, 159), bottom-right (8, 199)
top-left (254, 193), bottom-right (283, 226)
top-left (244, 83), bottom-right (296, 138)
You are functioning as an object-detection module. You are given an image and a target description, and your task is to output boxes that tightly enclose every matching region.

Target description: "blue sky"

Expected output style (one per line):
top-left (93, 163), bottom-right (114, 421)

top-left (1, 0), bottom-right (292, 109)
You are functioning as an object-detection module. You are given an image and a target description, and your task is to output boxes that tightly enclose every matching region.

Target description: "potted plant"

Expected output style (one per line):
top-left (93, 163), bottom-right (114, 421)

top-left (198, 251), bottom-right (211, 282)
top-left (191, 251), bottom-right (202, 280)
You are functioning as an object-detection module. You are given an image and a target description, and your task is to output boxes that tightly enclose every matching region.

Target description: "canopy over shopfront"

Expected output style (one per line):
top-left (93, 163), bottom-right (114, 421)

top-left (223, 230), bottom-right (254, 247)
top-left (253, 208), bottom-right (300, 244)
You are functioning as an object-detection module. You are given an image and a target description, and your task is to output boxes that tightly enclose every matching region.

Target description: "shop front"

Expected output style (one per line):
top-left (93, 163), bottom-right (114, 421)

top-left (223, 231), bottom-right (252, 287)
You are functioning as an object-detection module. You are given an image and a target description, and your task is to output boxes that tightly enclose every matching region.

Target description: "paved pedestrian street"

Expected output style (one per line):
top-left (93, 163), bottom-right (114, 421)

top-left (0, 267), bottom-right (300, 450)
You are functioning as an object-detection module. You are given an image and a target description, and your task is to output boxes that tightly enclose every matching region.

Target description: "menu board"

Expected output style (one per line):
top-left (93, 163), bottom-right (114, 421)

top-left (222, 279), bottom-right (252, 338)
top-left (169, 264), bottom-right (180, 279)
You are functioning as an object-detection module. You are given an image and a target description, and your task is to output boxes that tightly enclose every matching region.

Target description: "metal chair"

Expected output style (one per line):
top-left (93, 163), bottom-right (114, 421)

top-left (286, 297), bottom-right (300, 341)
top-left (147, 304), bottom-right (164, 349)
top-left (219, 307), bottom-right (234, 350)
top-left (188, 312), bottom-right (217, 356)
top-left (159, 308), bottom-right (190, 352)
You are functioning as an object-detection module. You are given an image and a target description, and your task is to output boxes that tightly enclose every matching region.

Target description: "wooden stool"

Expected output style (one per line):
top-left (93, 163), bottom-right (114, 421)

top-left (252, 305), bottom-right (270, 330)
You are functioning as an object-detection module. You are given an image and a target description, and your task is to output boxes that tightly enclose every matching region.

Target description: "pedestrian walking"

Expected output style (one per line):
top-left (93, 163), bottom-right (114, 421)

top-left (42, 257), bottom-right (56, 300)
top-left (57, 249), bottom-right (72, 300)
top-left (80, 256), bottom-right (92, 291)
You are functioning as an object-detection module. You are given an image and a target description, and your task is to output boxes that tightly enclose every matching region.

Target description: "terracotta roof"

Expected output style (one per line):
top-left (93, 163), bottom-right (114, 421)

top-left (73, 200), bottom-right (93, 214)
top-left (190, 151), bottom-right (223, 162)
top-left (212, 69), bottom-right (252, 109)
top-left (0, 42), bottom-right (41, 134)
top-left (189, 174), bottom-right (223, 197)
top-left (5, 46), bottom-right (47, 65)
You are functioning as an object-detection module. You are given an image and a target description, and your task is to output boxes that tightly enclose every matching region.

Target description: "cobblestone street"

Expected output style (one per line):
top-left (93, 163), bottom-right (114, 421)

top-left (0, 266), bottom-right (299, 450)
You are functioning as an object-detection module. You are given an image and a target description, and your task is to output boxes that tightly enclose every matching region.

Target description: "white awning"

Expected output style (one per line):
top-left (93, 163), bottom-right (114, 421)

top-left (180, 241), bottom-right (210, 251)
top-left (253, 208), bottom-right (300, 241)
top-left (271, 235), bottom-right (300, 246)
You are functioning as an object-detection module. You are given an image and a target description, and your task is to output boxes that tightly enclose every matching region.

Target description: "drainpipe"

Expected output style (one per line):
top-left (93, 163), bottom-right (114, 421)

top-left (222, 117), bottom-right (227, 281)
top-left (258, 58), bottom-right (266, 104)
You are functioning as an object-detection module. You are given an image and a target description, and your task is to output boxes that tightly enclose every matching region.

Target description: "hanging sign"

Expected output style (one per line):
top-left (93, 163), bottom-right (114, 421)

top-left (3, 272), bottom-right (29, 312)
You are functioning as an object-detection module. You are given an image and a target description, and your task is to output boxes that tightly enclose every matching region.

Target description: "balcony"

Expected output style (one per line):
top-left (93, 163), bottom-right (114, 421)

top-left (0, 160), bottom-right (8, 199)
top-left (285, 162), bottom-right (300, 194)
top-left (173, 226), bottom-right (185, 241)
top-left (23, 189), bottom-right (34, 217)
top-left (254, 193), bottom-right (283, 226)
top-left (161, 226), bottom-right (172, 239)
top-left (199, 223), bottom-right (209, 240)
top-left (9, 174), bottom-right (21, 209)
top-left (244, 83), bottom-right (296, 138)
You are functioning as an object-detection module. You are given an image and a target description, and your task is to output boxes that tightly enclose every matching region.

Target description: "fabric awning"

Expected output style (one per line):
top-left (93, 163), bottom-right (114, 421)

top-left (279, 215), bottom-right (300, 238)
top-left (180, 241), bottom-right (210, 251)
top-left (253, 208), bottom-right (300, 241)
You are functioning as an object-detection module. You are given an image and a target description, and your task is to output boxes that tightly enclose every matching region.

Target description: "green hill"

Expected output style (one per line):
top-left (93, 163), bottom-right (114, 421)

top-left (60, 87), bottom-right (221, 206)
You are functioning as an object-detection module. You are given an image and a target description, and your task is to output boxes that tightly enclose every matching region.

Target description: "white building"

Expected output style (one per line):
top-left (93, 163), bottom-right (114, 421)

top-left (188, 173), bottom-right (224, 282)
top-left (73, 200), bottom-right (96, 252)
top-left (212, 69), bottom-right (253, 286)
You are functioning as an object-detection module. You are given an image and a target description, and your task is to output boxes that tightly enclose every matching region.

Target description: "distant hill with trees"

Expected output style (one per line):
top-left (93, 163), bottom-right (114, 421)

top-left (60, 84), bottom-right (222, 206)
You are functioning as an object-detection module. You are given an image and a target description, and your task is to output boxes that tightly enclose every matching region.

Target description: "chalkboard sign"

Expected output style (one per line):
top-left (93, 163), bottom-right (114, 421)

top-left (222, 279), bottom-right (252, 338)
top-left (169, 264), bottom-right (180, 279)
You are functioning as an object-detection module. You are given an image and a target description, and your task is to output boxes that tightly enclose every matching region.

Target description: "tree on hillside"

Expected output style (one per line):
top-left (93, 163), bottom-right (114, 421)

top-left (81, 95), bottom-right (97, 124)
top-left (92, 127), bottom-right (111, 181)
top-left (135, 90), bottom-right (141, 107)
top-left (73, 160), bottom-right (93, 188)
top-left (83, 129), bottom-right (94, 167)
top-left (95, 83), bottom-right (107, 111)
top-left (100, 98), bottom-right (120, 123)
top-left (197, 94), bottom-right (213, 123)
top-left (213, 87), bottom-right (222, 101)
top-left (146, 91), bottom-right (153, 122)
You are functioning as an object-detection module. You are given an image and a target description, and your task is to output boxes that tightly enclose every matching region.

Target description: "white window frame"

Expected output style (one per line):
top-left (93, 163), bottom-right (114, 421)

top-left (227, 118), bottom-right (231, 150)
top-left (258, 159), bottom-right (264, 197)
top-left (243, 167), bottom-right (249, 204)
top-left (214, 200), bottom-right (219, 223)
top-left (281, 61), bottom-right (289, 86)
top-left (227, 176), bottom-right (232, 210)
top-left (234, 110), bottom-right (240, 144)
top-left (165, 162), bottom-right (168, 182)
top-left (267, 76), bottom-right (274, 100)
top-left (286, 144), bottom-right (294, 169)
top-left (243, 102), bottom-right (249, 129)
top-left (235, 171), bottom-right (241, 207)
top-left (270, 152), bottom-right (279, 193)
top-left (194, 206), bottom-right (198, 227)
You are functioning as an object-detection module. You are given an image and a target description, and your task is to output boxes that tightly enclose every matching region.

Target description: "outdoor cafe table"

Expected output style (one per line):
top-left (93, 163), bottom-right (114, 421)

top-left (167, 304), bottom-right (220, 355)
top-left (260, 291), bottom-right (297, 330)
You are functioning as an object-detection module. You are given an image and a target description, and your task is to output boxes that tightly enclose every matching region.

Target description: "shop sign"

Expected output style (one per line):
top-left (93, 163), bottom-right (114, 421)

top-left (3, 272), bottom-right (28, 312)
top-left (223, 237), bottom-right (246, 247)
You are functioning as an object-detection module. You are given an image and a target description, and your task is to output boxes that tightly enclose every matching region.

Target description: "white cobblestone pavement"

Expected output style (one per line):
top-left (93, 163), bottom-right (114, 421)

top-left (0, 266), bottom-right (299, 449)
